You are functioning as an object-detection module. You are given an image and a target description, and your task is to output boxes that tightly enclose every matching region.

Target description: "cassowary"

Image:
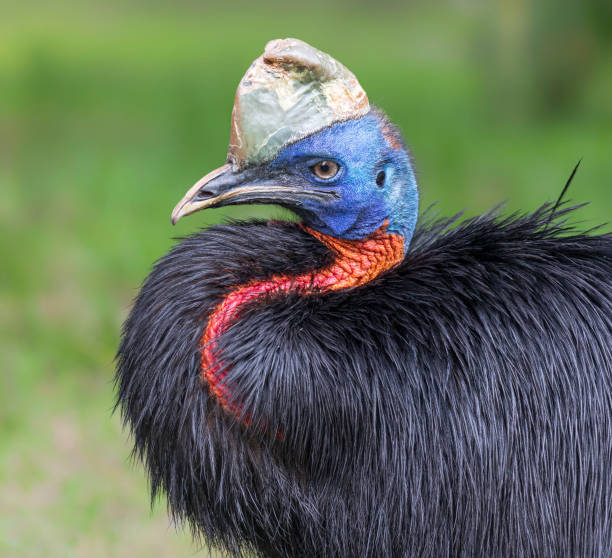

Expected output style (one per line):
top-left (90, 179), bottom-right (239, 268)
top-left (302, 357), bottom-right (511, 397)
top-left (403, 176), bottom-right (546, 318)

top-left (116, 38), bottom-right (612, 557)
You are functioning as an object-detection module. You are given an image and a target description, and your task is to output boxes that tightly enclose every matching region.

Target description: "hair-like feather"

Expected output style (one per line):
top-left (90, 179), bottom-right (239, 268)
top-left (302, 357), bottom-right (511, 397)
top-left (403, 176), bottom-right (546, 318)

top-left (116, 204), bottom-right (612, 557)
top-left (546, 159), bottom-right (581, 227)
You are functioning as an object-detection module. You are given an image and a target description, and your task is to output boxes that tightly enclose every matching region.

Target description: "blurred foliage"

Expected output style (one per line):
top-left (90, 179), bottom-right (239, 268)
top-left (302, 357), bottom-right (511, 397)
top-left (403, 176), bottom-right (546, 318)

top-left (1, 1), bottom-right (610, 556)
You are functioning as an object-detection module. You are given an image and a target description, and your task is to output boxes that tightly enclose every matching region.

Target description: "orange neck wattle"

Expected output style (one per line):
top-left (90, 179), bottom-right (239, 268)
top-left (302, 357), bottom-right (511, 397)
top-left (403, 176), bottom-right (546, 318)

top-left (200, 222), bottom-right (405, 415)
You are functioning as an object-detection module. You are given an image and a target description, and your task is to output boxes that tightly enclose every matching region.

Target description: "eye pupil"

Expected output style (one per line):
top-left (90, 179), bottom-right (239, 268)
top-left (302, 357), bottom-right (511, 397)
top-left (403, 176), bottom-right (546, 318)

top-left (376, 170), bottom-right (386, 187)
top-left (311, 160), bottom-right (339, 180)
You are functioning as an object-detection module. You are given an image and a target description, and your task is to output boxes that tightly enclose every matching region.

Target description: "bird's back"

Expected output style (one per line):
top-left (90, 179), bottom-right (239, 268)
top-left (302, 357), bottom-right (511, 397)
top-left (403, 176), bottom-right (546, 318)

top-left (117, 205), bottom-right (612, 558)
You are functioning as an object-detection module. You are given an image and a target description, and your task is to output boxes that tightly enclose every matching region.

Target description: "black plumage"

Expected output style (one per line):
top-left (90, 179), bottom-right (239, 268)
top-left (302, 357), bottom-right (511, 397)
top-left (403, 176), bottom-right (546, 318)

top-left (117, 205), bottom-right (612, 557)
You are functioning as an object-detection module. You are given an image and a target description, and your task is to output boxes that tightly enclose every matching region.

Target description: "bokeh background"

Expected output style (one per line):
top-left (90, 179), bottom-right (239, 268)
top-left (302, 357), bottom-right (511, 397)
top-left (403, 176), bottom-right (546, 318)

top-left (2, 1), bottom-right (611, 556)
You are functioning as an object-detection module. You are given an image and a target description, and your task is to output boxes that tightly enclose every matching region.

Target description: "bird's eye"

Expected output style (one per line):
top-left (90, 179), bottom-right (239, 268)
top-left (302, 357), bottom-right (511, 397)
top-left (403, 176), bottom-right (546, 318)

top-left (311, 160), bottom-right (339, 181)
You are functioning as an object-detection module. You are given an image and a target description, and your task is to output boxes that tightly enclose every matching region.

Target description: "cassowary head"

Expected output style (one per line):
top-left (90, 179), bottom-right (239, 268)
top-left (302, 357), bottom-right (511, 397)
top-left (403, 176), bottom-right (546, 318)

top-left (172, 38), bottom-right (419, 245)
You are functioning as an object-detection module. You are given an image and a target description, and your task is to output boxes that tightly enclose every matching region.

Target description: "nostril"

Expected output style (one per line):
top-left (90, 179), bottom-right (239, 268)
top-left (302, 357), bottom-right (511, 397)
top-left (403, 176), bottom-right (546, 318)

top-left (197, 189), bottom-right (215, 199)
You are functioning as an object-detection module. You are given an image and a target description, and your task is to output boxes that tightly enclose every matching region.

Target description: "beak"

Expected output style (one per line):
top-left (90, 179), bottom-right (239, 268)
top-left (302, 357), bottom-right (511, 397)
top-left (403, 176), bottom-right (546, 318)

top-left (171, 163), bottom-right (338, 225)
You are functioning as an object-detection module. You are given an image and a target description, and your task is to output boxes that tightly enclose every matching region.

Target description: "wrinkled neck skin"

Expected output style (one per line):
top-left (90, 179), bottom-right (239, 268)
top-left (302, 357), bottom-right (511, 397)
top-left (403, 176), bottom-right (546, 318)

top-left (201, 222), bottom-right (405, 416)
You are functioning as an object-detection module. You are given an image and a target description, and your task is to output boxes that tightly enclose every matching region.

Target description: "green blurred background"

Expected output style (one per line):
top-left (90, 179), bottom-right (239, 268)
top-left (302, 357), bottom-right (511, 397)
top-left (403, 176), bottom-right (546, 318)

top-left (1, 1), bottom-right (611, 556)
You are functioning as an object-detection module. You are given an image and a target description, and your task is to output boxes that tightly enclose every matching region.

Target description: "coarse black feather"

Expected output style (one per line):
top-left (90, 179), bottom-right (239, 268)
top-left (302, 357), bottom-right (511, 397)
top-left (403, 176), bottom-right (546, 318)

top-left (116, 203), bottom-right (612, 558)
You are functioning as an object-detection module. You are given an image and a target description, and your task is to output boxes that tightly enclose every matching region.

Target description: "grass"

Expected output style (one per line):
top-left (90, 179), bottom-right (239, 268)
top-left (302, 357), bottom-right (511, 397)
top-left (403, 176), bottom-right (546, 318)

top-left (1, 2), bottom-right (610, 556)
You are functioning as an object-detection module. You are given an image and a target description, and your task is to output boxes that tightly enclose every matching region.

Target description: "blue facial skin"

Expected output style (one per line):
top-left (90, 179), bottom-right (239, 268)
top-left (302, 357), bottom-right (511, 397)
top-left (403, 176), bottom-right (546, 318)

top-left (267, 111), bottom-right (419, 248)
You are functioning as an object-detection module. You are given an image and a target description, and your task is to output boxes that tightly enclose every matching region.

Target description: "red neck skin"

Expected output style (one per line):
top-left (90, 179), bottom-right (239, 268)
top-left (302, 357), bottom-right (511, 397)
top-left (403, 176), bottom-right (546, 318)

top-left (200, 222), bottom-right (405, 416)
